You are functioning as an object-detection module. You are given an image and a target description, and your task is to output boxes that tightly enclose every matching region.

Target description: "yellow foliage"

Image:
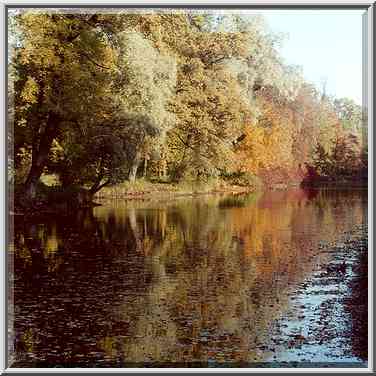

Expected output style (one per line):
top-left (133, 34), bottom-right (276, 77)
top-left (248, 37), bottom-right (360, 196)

top-left (20, 76), bottom-right (39, 104)
top-left (22, 328), bottom-right (34, 353)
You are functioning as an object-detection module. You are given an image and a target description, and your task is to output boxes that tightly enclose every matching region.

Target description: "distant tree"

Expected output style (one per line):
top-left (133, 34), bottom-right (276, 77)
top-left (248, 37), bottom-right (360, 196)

top-left (312, 144), bottom-right (331, 178)
top-left (333, 97), bottom-right (363, 133)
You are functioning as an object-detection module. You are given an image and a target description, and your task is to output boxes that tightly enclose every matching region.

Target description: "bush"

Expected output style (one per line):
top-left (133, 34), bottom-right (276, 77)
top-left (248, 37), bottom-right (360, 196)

top-left (222, 171), bottom-right (262, 188)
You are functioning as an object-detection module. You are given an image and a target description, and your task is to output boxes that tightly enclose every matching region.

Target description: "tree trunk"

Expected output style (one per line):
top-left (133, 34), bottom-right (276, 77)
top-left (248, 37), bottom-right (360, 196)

top-left (24, 112), bottom-right (60, 201)
top-left (162, 160), bottom-right (167, 179)
top-left (158, 159), bottom-right (167, 179)
top-left (129, 156), bottom-right (140, 183)
top-left (24, 142), bottom-right (47, 201)
top-left (143, 157), bottom-right (148, 178)
top-left (90, 177), bottom-right (110, 194)
top-left (24, 174), bottom-right (40, 202)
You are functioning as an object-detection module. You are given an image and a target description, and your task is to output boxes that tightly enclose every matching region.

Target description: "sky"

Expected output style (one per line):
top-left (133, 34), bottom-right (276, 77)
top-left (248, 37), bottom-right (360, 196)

top-left (261, 10), bottom-right (365, 104)
top-left (237, 10), bottom-right (366, 105)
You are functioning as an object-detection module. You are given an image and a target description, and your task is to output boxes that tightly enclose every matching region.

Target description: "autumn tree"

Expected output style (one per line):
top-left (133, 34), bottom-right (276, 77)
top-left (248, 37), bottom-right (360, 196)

top-left (115, 30), bottom-right (177, 181)
top-left (11, 11), bottom-right (118, 200)
top-left (48, 112), bottom-right (160, 192)
top-left (10, 9), bottom-right (366, 201)
top-left (168, 28), bottom-right (251, 179)
top-left (334, 97), bottom-right (363, 133)
top-left (117, 12), bottom-right (252, 181)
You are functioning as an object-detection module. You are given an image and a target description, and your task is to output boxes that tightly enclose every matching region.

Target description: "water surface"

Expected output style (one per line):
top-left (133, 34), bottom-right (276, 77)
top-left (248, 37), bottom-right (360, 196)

top-left (9, 188), bottom-right (367, 367)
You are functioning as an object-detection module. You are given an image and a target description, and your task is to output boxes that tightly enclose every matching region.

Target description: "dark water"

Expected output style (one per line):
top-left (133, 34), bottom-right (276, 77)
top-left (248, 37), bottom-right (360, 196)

top-left (9, 188), bottom-right (368, 367)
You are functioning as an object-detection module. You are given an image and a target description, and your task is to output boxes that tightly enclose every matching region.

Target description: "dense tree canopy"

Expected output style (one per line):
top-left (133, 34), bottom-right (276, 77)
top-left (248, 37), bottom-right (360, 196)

top-left (9, 10), bottom-right (366, 205)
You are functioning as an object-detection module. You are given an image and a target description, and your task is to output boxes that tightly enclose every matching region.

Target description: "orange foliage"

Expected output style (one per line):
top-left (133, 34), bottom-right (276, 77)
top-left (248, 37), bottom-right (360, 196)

top-left (236, 93), bottom-right (295, 175)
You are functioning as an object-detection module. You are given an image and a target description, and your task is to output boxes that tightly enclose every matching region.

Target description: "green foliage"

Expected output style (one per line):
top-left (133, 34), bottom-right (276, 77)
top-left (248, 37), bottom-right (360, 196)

top-left (40, 174), bottom-right (60, 187)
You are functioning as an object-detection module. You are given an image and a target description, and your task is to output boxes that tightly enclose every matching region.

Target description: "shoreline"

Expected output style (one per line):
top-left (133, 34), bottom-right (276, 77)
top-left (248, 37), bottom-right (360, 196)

top-left (93, 181), bottom-right (257, 201)
top-left (94, 181), bottom-right (367, 200)
top-left (265, 224), bottom-right (368, 365)
top-left (12, 182), bottom-right (368, 216)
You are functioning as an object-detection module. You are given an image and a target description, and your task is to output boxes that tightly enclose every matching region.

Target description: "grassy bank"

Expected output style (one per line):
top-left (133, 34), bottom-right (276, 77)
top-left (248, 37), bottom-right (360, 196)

top-left (10, 174), bottom-right (265, 215)
top-left (93, 178), bottom-right (260, 200)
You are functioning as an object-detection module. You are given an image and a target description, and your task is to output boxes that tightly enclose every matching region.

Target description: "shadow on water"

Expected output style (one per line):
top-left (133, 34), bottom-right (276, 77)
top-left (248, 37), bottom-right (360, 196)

top-left (344, 229), bottom-right (368, 361)
top-left (218, 193), bottom-right (261, 209)
top-left (9, 188), bottom-right (367, 367)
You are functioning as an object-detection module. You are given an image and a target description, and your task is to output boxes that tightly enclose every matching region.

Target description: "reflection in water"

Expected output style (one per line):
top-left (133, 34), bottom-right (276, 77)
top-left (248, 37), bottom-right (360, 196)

top-left (10, 188), bottom-right (367, 367)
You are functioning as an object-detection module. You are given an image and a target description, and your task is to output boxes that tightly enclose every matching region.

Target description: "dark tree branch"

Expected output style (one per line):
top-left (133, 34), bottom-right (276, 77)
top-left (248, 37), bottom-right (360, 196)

top-left (90, 177), bottom-right (111, 194)
top-left (204, 55), bottom-right (227, 67)
top-left (79, 51), bottom-right (111, 70)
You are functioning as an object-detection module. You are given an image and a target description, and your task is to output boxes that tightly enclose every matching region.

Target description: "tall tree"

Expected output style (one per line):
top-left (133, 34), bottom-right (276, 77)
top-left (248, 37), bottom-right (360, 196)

top-left (115, 30), bottom-right (177, 181)
top-left (11, 12), bottom-right (117, 200)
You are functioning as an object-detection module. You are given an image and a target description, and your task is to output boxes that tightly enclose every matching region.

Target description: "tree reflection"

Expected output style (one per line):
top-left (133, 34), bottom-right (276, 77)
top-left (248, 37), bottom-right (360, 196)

top-left (11, 189), bottom-right (367, 366)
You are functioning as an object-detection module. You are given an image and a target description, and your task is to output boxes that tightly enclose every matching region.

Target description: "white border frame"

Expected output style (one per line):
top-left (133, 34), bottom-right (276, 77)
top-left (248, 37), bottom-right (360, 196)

top-left (1, 0), bottom-right (374, 373)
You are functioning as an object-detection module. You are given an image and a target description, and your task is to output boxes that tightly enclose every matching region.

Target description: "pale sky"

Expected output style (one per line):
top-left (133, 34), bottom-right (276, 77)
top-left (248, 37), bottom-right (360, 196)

top-left (261, 10), bottom-right (365, 104)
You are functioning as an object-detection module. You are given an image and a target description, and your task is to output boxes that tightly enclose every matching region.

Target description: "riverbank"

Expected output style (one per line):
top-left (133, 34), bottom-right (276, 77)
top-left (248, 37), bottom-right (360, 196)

top-left (12, 177), bottom-right (368, 216)
top-left (11, 180), bottom-right (258, 217)
top-left (264, 224), bottom-right (368, 366)
top-left (93, 179), bottom-right (259, 200)
top-left (93, 176), bottom-right (368, 200)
